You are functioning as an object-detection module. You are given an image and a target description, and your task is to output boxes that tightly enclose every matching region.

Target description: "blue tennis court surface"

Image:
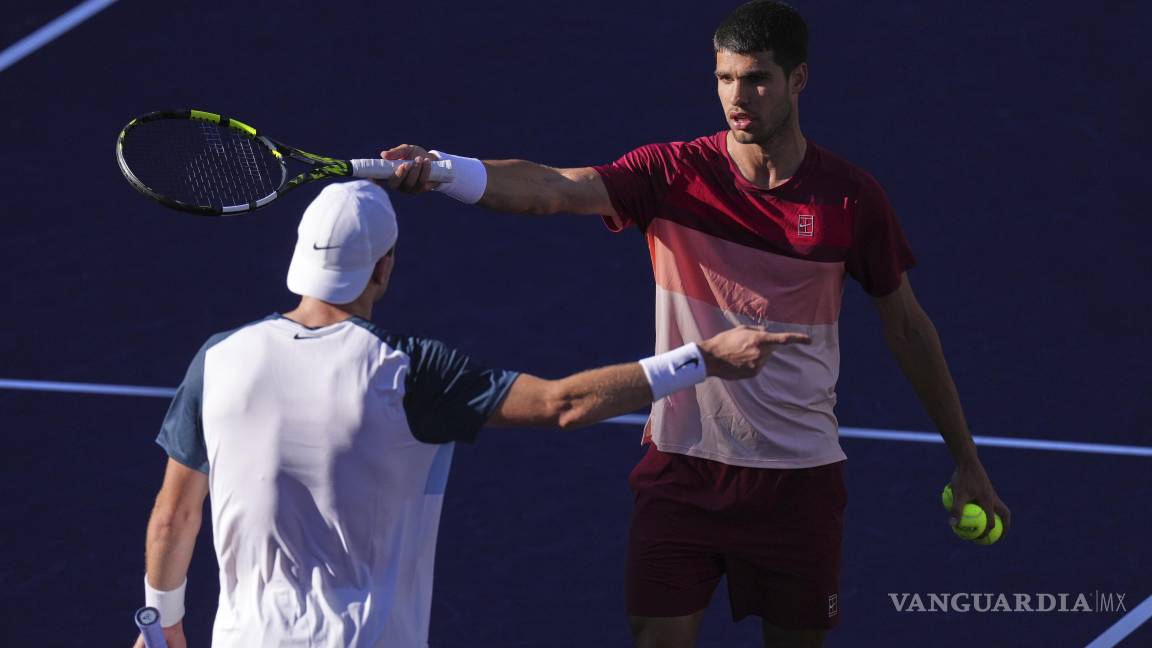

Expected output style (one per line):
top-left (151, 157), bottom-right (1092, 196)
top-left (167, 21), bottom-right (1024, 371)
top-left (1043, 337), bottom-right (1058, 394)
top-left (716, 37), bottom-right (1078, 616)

top-left (1, 1), bottom-right (1149, 646)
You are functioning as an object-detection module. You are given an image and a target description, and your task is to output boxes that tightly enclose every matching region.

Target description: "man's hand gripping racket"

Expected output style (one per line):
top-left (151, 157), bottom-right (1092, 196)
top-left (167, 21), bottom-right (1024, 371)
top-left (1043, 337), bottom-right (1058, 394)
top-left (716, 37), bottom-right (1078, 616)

top-left (116, 110), bottom-right (454, 216)
top-left (132, 607), bottom-right (181, 648)
top-left (381, 144), bottom-right (445, 194)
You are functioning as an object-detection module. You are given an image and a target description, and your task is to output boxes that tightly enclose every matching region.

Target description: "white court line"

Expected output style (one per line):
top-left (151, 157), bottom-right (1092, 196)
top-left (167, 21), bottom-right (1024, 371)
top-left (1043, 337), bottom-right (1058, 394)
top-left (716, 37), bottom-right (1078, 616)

top-left (1086, 593), bottom-right (1152, 648)
top-left (0, 0), bottom-right (119, 73)
top-left (837, 427), bottom-right (1152, 458)
top-left (3, 378), bottom-right (1152, 458)
top-left (615, 420), bottom-right (1152, 458)
top-left (0, 378), bottom-right (176, 398)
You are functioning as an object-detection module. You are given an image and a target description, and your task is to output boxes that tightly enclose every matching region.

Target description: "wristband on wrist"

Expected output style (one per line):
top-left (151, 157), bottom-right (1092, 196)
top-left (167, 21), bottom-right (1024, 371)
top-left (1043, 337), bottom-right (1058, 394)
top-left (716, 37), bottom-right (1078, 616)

top-left (429, 150), bottom-right (487, 204)
top-left (144, 575), bottom-right (186, 627)
top-left (639, 343), bottom-right (708, 400)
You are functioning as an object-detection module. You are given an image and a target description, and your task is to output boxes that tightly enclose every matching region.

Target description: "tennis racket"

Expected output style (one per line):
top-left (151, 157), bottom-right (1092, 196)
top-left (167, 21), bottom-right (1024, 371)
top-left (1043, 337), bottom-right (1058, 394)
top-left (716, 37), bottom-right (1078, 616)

top-left (134, 606), bottom-right (168, 648)
top-left (116, 109), bottom-right (453, 216)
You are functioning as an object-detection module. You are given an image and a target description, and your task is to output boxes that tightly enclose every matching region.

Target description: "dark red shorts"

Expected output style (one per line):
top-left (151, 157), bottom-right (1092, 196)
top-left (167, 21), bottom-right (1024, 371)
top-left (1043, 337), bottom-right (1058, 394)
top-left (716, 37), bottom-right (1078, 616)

top-left (625, 445), bottom-right (846, 630)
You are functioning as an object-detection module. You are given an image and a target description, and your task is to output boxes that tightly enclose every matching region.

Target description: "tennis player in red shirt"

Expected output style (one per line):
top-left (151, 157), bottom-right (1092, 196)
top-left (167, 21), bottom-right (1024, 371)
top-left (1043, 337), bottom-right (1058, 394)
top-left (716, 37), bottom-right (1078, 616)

top-left (384, 1), bottom-right (1010, 645)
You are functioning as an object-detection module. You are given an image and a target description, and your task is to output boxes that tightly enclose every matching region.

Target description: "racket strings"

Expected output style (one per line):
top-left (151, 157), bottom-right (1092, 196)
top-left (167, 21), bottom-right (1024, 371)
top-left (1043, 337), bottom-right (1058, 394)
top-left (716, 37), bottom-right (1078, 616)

top-left (122, 119), bottom-right (284, 210)
top-left (186, 123), bottom-right (272, 208)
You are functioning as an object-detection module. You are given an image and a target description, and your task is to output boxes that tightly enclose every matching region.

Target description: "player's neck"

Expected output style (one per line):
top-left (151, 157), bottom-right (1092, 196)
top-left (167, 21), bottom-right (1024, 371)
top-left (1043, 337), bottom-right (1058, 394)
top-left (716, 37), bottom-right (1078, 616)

top-left (283, 296), bottom-right (373, 327)
top-left (727, 125), bottom-right (806, 190)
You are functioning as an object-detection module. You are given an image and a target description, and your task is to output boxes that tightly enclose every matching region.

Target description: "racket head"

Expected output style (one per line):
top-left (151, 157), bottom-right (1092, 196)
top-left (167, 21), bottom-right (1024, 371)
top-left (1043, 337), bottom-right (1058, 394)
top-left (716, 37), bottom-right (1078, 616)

top-left (117, 110), bottom-right (303, 216)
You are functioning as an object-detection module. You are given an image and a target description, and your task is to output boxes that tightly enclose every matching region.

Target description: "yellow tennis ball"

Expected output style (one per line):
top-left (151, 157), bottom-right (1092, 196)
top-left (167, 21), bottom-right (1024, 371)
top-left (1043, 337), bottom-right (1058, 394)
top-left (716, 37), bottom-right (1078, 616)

top-left (952, 504), bottom-right (987, 539)
top-left (974, 514), bottom-right (1004, 545)
top-left (942, 484), bottom-right (987, 540)
top-left (941, 484), bottom-right (954, 510)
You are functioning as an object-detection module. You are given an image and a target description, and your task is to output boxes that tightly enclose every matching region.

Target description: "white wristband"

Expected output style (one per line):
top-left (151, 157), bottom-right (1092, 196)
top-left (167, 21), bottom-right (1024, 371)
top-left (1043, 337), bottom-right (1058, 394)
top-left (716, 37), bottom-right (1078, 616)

top-left (429, 150), bottom-right (487, 204)
top-left (639, 343), bottom-right (708, 400)
top-left (144, 576), bottom-right (186, 627)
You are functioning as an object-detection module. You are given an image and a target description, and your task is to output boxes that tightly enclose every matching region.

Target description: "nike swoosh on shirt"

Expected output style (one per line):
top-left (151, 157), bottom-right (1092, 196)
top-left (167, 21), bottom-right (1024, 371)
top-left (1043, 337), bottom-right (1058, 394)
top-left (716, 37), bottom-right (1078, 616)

top-left (313, 242), bottom-right (341, 250)
top-left (294, 333), bottom-right (321, 340)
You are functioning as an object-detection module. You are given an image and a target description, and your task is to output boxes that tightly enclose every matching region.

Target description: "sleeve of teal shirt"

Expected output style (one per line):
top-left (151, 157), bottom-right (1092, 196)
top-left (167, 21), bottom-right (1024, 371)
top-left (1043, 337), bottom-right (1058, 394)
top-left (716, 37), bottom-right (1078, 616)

top-left (154, 335), bottom-right (224, 473)
top-left (393, 335), bottom-right (520, 444)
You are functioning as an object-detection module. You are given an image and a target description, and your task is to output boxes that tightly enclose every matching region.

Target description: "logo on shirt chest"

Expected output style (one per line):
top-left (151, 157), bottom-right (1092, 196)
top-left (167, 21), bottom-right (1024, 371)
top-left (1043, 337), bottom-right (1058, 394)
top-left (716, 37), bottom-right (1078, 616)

top-left (798, 214), bottom-right (815, 237)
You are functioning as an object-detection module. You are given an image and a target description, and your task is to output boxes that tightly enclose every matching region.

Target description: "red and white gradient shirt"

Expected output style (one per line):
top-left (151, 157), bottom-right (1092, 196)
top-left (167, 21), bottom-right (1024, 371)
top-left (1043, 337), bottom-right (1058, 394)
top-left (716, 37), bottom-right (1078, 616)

top-left (595, 132), bottom-right (916, 468)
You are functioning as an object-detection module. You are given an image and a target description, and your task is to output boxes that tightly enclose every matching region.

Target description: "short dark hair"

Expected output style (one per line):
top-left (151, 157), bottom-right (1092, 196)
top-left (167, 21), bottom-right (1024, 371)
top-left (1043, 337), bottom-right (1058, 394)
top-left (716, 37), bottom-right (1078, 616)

top-left (713, 0), bottom-right (809, 76)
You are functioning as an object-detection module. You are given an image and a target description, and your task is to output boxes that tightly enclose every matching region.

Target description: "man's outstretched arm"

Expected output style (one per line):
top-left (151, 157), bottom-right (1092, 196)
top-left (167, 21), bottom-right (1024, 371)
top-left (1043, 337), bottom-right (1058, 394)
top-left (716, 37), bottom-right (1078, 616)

top-left (873, 274), bottom-right (1011, 538)
top-left (132, 459), bottom-right (208, 648)
top-left (487, 326), bottom-right (811, 429)
top-left (380, 144), bottom-right (615, 217)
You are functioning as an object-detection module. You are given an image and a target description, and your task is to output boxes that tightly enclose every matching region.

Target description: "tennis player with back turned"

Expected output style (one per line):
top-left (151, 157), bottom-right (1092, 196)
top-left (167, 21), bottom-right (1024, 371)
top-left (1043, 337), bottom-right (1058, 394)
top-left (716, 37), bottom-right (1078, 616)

top-left (132, 180), bottom-right (808, 647)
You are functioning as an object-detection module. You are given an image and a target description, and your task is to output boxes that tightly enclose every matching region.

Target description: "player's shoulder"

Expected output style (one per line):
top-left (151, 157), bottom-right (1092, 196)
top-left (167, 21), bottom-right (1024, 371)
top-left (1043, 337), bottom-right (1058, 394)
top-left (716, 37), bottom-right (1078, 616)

top-left (679, 131), bottom-right (729, 163)
top-left (346, 318), bottom-right (451, 365)
top-left (198, 314), bottom-right (281, 354)
top-left (807, 141), bottom-right (887, 198)
top-left (620, 132), bottom-right (725, 167)
top-left (660, 131), bottom-right (725, 161)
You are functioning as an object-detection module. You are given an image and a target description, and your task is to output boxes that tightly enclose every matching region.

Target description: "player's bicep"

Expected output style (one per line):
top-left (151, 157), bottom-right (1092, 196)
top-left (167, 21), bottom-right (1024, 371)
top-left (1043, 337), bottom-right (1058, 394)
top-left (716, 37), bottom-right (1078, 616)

top-left (556, 167), bottom-right (616, 218)
top-left (872, 273), bottom-right (914, 318)
top-left (485, 374), bottom-right (561, 428)
top-left (873, 274), bottom-right (933, 343)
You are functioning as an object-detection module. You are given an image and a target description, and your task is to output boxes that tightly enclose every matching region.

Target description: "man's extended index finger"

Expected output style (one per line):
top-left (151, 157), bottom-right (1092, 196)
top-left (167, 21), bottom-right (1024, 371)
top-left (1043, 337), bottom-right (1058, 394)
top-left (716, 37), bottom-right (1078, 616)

top-left (760, 332), bottom-right (812, 345)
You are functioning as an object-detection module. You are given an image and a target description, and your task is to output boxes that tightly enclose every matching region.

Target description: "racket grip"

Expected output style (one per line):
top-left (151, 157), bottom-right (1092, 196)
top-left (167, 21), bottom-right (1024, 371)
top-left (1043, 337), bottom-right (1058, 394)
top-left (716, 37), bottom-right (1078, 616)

top-left (135, 607), bottom-right (169, 648)
top-left (350, 158), bottom-right (454, 183)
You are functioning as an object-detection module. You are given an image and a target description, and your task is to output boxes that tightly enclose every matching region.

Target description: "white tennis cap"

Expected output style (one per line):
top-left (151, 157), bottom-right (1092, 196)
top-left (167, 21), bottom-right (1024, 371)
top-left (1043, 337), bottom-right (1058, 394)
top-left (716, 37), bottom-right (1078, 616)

top-left (286, 180), bottom-right (398, 304)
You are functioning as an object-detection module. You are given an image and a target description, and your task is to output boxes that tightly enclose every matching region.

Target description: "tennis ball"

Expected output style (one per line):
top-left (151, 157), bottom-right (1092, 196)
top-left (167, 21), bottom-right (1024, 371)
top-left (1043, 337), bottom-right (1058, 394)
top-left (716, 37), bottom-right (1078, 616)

top-left (941, 484), bottom-right (954, 510)
top-left (941, 484), bottom-right (987, 540)
top-left (952, 504), bottom-right (987, 539)
top-left (974, 514), bottom-right (1004, 545)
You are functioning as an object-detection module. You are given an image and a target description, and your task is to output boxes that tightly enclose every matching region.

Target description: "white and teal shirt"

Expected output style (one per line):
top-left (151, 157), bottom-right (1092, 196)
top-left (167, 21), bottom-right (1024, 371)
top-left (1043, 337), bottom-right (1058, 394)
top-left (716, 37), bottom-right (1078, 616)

top-left (156, 314), bottom-right (519, 647)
